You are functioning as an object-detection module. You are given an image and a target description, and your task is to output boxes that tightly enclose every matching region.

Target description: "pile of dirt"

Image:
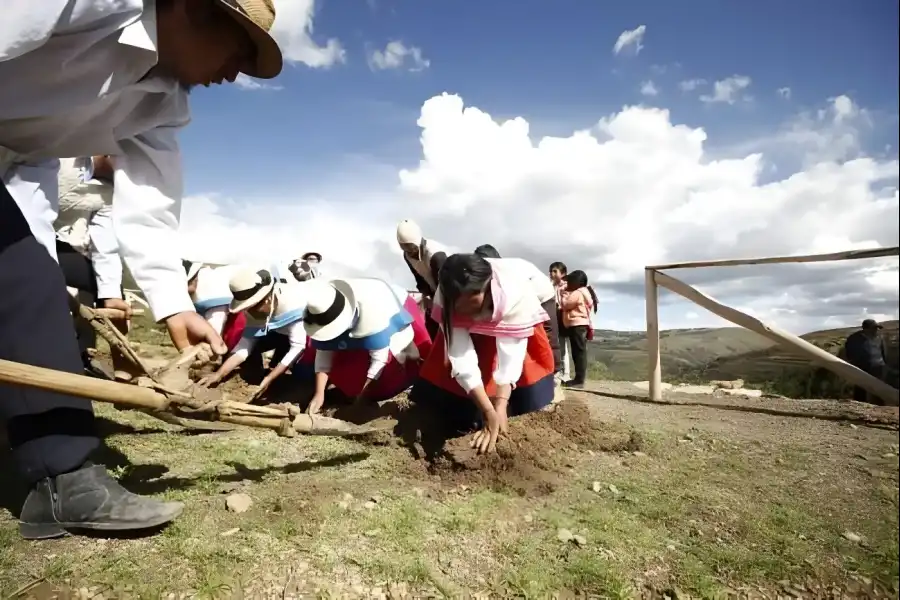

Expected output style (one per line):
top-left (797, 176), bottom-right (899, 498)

top-left (379, 398), bottom-right (642, 497)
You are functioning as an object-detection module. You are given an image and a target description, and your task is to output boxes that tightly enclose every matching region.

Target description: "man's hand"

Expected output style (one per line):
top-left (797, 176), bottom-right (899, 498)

top-left (249, 377), bottom-right (272, 403)
top-left (102, 298), bottom-right (133, 320)
top-left (166, 311), bottom-right (226, 355)
top-left (197, 372), bottom-right (221, 388)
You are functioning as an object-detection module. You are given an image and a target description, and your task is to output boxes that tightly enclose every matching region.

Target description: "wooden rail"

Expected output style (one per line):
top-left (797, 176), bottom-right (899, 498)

top-left (645, 247), bottom-right (900, 406)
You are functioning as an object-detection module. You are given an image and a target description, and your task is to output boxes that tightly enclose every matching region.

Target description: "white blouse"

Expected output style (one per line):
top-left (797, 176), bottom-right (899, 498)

top-left (447, 327), bottom-right (528, 393)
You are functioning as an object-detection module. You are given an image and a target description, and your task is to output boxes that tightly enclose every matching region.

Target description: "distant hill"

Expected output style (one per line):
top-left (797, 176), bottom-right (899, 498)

top-left (586, 327), bottom-right (775, 381)
top-left (675, 320), bottom-right (900, 398)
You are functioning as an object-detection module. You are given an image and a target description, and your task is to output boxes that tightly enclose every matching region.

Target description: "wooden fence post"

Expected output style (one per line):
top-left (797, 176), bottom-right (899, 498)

top-left (645, 268), bottom-right (662, 401)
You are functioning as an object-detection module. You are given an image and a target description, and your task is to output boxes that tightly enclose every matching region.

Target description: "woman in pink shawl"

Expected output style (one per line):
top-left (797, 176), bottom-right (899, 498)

top-left (409, 253), bottom-right (556, 454)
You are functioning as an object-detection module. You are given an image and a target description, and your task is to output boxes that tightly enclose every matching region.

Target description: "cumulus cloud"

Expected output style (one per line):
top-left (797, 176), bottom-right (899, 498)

top-left (640, 81), bottom-right (659, 97)
top-left (178, 94), bottom-right (899, 333)
top-left (700, 75), bottom-right (752, 104)
top-left (271, 0), bottom-right (346, 69)
top-left (613, 25), bottom-right (646, 56)
top-left (777, 87), bottom-right (792, 100)
top-left (368, 41), bottom-right (430, 72)
top-left (233, 74), bottom-right (284, 92)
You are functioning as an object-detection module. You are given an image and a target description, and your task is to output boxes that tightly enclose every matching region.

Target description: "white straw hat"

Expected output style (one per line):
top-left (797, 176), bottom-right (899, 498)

top-left (303, 280), bottom-right (356, 341)
top-left (396, 219), bottom-right (423, 245)
top-left (228, 268), bottom-right (276, 313)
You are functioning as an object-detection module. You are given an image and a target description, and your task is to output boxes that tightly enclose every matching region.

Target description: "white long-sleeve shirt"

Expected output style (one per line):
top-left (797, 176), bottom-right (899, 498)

top-left (314, 324), bottom-right (418, 381)
top-left (447, 327), bottom-right (529, 394)
top-left (56, 157), bottom-right (123, 300)
top-left (486, 258), bottom-right (556, 304)
top-left (231, 321), bottom-right (308, 368)
top-left (1, 0), bottom-right (193, 321)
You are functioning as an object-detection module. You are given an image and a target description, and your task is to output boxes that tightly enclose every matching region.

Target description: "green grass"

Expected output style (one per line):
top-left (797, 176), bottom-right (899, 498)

top-left (2, 399), bottom-right (897, 598)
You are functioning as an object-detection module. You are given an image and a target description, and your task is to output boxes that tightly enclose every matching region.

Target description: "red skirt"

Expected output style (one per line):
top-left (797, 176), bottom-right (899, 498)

top-left (327, 296), bottom-right (433, 401)
top-left (222, 312), bottom-right (247, 353)
top-left (413, 323), bottom-right (555, 417)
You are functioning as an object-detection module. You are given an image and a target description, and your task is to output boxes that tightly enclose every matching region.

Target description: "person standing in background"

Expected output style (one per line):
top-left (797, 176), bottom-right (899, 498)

top-left (549, 262), bottom-right (570, 383)
top-left (56, 155), bottom-right (137, 381)
top-left (397, 219), bottom-right (448, 339)
top-left (560, 270), bottom-right (598, 389)
top-left (842, 319), bottom-right (888, 405)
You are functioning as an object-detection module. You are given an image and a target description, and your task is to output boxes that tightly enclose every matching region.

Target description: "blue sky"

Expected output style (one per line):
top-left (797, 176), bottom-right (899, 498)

top-left (176, 0), bottom-right (899, 333)
top-left (181, 0), bottom-right (899, 194)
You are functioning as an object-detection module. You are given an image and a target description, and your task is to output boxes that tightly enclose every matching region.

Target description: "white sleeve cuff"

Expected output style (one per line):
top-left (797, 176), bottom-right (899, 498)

top-left (144, 282), bottom-right (196, 322)
top-left (96, 283), bottom-right (123, 300)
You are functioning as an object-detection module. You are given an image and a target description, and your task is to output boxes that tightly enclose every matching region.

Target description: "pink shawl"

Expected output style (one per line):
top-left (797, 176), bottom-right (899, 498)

top-left (431, 261), bottom-right (549, 339)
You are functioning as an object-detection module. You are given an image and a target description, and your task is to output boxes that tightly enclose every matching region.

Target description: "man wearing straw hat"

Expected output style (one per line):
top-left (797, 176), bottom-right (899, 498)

top-left (1, 0), bottom-right (282, 539)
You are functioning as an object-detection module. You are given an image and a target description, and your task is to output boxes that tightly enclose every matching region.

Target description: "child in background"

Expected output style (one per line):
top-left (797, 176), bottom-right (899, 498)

top-left (549, 262), bottom-right (570, 382)
top-left (560, 270), bottom-right (599, 389)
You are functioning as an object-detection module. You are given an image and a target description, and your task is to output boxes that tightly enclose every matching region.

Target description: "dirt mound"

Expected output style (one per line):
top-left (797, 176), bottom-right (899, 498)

top-left (377, 398), bottom-right (641, 496)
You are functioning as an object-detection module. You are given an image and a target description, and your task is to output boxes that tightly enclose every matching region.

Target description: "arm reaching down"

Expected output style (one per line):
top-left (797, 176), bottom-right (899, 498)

top-left (113, 113), bottom-right (226, 354)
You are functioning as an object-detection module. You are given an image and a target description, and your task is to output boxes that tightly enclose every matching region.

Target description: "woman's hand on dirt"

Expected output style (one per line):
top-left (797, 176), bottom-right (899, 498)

top-left (306, 392), bottom-right (326, 415)
top-left (471, 408), bottom-right (501, 454)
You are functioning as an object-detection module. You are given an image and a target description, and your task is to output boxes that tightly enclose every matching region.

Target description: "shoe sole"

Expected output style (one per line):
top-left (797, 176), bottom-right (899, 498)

top-left (19, 504), bottom-right (183, 540)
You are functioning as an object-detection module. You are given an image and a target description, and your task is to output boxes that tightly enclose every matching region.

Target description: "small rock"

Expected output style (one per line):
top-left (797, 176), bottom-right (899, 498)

top-left (849, 424), bottom-right (859, 430)
top-left (523, 514), bottom-right (533, 523)
top-left (557, 528), bottom-right (574, 543)
top-left (591, 481), bottom-right (602, 493)
top-left (364, 500), bottom-right (377, 510)
top-left (881, 453), bottom-right (896, 459)
top-left (632, 451), bottom-right (647, 457)
top-left (370, 494), bottom-right (381, 503)
top-left (413, 487), bottom-right (425, 498)
top-left (684, 433), bottom-right (697, 441)
top-left (573, 534), bottom-right (587, 546)
top-left (608, 484), bottom-right (621, 495)
top-left (220, 527), bottom-right (240, 537)
top-left (842, 531), bottom-right (863, 544)
top-left (363, 529), bottom-right (380, 537)
top-left (225, 493), bottom-right (253, 514)
top-left (666, 544), bottom-right (677, 551)
top-left (337, 501), bottom-right (350, 510)
top-left (342, 492), bottom-right (354, 502)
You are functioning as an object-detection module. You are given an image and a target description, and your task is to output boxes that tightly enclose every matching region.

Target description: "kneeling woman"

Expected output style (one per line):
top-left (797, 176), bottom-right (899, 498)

top-left (303, 278), bottom-right (432, 415)
top-left (199, 269), bottom-right (316, 402)
top-left (183, 260), bottom-right (246, 353)
top-left (410, 253), bottom-right (555, 454)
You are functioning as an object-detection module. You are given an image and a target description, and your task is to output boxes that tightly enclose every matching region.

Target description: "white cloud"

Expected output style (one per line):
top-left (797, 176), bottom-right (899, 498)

top-left (678, 78), bottom-right (706, 92)
top-left (368, 41), bottom-right (430, 72)
top-left (178, 94), bottom-right (899, 333)
top-left (271, 0), bottom-right (346, 69)
top-left (640, 80), bottom-right (659, 97)
top-left (777, 87), bottom-right (792, 100)
top-left (700, 75), bottom-right (752, 104)
top-left (613, 25), bottom-right (646, 56)
top-left (233, 74), bottom-right (284, 91)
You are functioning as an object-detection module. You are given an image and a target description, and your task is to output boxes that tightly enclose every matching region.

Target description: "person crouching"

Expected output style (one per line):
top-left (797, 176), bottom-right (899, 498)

top-left (184, 260), bottom-right (246, 355)
top-left (303, 278), bottom-right (433, 415)
top-left (198, 268), bottom-right (316, 403)
top-left (409, 253), bottom-right (555, 454)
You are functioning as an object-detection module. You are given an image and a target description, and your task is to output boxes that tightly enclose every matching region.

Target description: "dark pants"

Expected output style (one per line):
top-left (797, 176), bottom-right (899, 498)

top-left (57, 240), bottom-right (97, 357)
top-left (567, 325), bottom-right (589, 384)
top-left (540, 299), bottom-right (562, 374)
top-left (1, 181), bottom-right (99, 485)
top-left (245, 331), bottom-right (290, 371)
top-left (853, 365), bottom-right (885, 405)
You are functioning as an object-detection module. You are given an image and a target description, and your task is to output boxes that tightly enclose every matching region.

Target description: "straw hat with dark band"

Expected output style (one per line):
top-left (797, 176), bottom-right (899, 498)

top-left (303, 280), bottom-right (356, 342)
top-left (228, 269), bottom-right (276, 313)
top-left (217, 0), bottom-right (283, 79)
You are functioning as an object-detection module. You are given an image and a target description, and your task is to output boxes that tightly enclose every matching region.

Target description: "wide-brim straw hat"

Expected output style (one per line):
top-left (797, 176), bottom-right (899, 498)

top-left (228, 268), bottom-right (276, 313)
top-left (217, 0), bottom-right (283, 79)
top-left (303, 280), bottom-right (357, 342)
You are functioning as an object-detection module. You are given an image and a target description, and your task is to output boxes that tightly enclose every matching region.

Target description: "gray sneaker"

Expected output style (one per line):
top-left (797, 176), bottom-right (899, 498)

top-left (18, 463), bottom-right (183, 540)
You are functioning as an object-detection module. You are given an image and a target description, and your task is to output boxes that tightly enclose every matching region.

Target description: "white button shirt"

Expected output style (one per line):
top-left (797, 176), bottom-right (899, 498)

top-left (1, 0), bottom-right (194, 321)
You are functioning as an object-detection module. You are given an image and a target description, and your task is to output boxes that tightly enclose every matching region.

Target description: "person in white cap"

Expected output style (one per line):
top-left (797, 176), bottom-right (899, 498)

top-left (396, 219), bottom-right (448, 339)
top-left (56, 155), bottom-right (137, 381)
top-left (198, 268), bottom-right (316, 402)
top-left (183, 260), bottom-right (246, 354)
top-left (1, 0), bottom-right (283, 539)
top-left (303, 277), bottom-right (434, 415)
